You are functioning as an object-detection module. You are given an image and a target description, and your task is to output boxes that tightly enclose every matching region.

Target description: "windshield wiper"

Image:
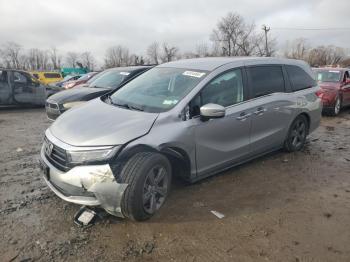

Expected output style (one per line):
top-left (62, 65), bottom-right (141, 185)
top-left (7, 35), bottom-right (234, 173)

top-left (128, 104), bottom-right (144, 111)
top-left (91, 85), bottom-right (105, 88)
top-left (111, 101), bottom-right (144, 111)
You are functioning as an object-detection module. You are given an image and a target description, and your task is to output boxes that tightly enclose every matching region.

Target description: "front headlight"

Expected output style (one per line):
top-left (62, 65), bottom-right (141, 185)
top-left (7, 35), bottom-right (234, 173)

top-left (67, 146), bottom-right (120, 164)
top-left (62, 101), bottom-right (85, 109)
top-left (65, 82), bottom-right (75, 89)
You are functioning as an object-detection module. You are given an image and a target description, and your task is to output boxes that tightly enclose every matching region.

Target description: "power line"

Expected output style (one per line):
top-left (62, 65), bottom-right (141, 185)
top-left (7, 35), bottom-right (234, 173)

top-left (271, 27), bottom-right (350, 31)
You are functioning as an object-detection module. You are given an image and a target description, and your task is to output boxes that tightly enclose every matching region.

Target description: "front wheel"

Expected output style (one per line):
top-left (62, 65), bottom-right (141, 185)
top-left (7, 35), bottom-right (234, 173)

top-left (120, 152), bottom-right (172, 221)
top-left (284, 115), bottom-right (308, 152)
top-left (329, 97), bottom-right (341, 116)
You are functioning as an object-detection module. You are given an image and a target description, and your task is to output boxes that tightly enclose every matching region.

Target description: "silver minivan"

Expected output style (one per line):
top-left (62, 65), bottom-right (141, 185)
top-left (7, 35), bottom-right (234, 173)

top-left (40, 57), bottom-right (322, 221)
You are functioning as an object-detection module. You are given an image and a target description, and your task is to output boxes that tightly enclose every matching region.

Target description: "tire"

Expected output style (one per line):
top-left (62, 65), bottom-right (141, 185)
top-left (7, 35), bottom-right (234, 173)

top-left (329, 97), bottom-right (341, 116)
top-left (284, 115), bottom-right (308, 152)
top-left (120, 152), bottom-right (172, 221)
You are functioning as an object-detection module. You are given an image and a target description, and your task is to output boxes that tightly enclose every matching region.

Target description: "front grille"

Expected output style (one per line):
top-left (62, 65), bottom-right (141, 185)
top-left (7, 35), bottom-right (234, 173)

top-left (44, 137), bottom-right (69, 172)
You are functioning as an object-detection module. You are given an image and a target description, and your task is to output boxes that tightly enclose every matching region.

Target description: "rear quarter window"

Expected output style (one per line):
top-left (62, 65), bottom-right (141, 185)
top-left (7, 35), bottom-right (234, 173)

top-left (247, 66), bottom-right (285, 98)
top-left (44, 73), bottom-right (61, 78)
top-left (286, 65), bottom-right (316, 91)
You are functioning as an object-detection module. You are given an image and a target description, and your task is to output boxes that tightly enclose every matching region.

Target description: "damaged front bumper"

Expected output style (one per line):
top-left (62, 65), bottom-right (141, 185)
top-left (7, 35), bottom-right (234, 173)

top-left (40, 148), bottom-right (128, 217)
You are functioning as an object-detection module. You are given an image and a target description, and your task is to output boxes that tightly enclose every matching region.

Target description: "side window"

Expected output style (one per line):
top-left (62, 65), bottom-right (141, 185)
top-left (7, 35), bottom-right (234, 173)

top-left (247, 66), bottom-right (285, 98)
top-left (13, 72), bottom-right (29, 84)
top-left (0, 71), bottom-right (7, 82)
top-left (344, 71), bottom-right (349, 82)
top-left (189, 69), bottom-right (244, 117)
top-left (286, 65), bottom-right (316, 91)
top-left (0, 71), bottom-right (7, 90)
top-left (202, 69), bottom-right (244, 107)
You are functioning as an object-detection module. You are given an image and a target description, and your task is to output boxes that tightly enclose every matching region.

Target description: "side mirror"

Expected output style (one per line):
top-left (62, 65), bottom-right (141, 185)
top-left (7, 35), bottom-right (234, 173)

top-left (200, 103), bottom-right (225, 121)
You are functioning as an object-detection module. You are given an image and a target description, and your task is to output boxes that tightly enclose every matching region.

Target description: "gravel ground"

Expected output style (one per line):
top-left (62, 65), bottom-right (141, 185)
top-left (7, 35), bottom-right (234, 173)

top-left (0, 107), bottom-right (350, 262)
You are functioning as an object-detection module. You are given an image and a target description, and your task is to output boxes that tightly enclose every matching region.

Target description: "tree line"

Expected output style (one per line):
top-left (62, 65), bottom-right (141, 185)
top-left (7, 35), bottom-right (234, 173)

top-left (0, 12), bottom-right (349, 71)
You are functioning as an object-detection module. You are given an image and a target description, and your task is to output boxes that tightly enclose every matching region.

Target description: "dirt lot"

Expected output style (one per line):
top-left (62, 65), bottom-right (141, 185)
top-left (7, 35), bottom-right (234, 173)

top-left (0, 108), bottom-right (350, 262)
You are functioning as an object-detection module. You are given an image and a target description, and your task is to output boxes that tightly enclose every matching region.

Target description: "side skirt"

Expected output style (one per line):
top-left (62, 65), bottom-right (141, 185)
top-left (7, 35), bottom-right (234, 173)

top-left (188, 146), bottom-right (283, 184)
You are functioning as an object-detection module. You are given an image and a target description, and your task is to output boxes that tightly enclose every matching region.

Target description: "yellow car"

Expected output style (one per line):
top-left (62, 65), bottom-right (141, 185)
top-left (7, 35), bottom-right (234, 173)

top-left (31, 71), bottom-right (63, 85)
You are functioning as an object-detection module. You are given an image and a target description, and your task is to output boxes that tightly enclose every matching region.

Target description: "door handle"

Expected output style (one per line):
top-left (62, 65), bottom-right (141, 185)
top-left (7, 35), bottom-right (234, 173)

top-left (254, 107), bottom-right (267, 115)
top-left (236, 112), bottom-right (252, 121)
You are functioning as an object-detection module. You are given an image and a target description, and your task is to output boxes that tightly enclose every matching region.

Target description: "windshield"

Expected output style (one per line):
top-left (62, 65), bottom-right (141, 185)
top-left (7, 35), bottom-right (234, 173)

top-left (63, 75), bottom-right (76, 81)
top-left (89, 70), bottom-right (127, 89)
top-left (109, 67), bottom-right (208, 113)
top-left (315, 70), bottom-right (342, 82)
top-left (77, 74), bottom-right (92, 81)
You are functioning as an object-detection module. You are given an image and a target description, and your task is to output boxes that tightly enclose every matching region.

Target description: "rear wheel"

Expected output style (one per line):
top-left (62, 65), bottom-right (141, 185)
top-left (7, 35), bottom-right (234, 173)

top-left (284, 115), bottom-right (308, 152)
top-left (120, 152), bottom-right (171, 221)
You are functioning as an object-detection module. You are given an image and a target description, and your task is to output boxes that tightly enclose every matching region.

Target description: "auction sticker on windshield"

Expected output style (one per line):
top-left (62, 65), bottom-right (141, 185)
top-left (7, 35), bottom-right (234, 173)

top-left (163, 99), bottom-right (178, 105)
top-left (120, 72), bottom-right (130, 75)
top-left (183, 71), bottom-right (206, 78)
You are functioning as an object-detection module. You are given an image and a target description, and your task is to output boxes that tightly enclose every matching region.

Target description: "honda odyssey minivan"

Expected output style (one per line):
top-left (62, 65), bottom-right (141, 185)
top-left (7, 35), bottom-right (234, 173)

top-left (40, 57), bottom-right (322, 221)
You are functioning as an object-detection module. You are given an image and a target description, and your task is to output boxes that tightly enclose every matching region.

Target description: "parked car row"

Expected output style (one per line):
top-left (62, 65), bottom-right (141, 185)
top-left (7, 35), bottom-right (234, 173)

top-left (39, 57), bottom-right (323, 221)
top-left (45, 66), bottom-right (152, 120)
top-left (0, 69), bottom-right (102, 106)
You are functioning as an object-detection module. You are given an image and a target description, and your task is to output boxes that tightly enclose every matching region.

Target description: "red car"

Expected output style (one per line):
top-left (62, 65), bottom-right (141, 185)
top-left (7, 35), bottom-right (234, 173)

top-left (314, 68), bottom-right (350, 116)
top-left (63, 71), bottom-right (99, 89)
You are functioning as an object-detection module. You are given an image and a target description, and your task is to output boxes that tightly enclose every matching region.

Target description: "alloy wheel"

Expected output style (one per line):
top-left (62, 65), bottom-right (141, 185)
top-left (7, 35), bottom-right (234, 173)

top-left (334, 98), bottom-right (341, 115)
top-left (143, 165), bottom-right (169, 214)
top-left (290, 119), bottom-right (306, 149)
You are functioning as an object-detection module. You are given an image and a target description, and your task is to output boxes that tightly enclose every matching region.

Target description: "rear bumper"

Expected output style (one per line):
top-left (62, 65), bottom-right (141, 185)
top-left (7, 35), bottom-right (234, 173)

top-left (40, 147), bottom-right (128, 217)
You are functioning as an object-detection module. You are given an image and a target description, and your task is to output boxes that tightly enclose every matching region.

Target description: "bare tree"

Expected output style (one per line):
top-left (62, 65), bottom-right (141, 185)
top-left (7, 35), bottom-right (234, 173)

top-left (195, 42), bottom-right (210, 57)
top-left (181, 52), bottom-right (197, 59)
top-left (129, 54), bottom-right (145, 65)
top-left (284, 38), bottom-right (310, 60)
top-left (341, 57), bottom-right (350, 67)
top-left (26, 48), bottom-right (50, 70)
top-left (1, 42), bottom-right (22, 69)
top-left (253, 33), bottom-right (277, 57)
top-left (104, 45), bottom-right (131, 68)
top-left (49, 47), bottom-right (62, 69)
top-left (211, 12), bottom-right (252, 56)
top-left (80, 51), bottom-right (96, 70)
top-left (147, 42), bottom-right (160, 64)
top-left (161, 43), bottom-right (179, 63)
top-left (65, 52), bottom-right (79, 68)
top-left (283, 39), bottom-right (347, 67)
top-left (211, 12), bottom-right (271, 57)
top-left (308, 45), bottom-right (346, 67)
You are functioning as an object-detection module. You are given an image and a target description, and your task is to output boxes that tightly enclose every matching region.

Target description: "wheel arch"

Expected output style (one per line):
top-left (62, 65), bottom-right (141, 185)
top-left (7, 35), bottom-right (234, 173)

top-left (298, 112), bottom-right (311, 134)
top-left (111, 144), bottom-right (192, 182)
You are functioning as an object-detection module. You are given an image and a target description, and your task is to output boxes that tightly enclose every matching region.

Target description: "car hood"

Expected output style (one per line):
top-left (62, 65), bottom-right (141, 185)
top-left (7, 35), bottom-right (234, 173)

top-left (50, 98), bottom-right (159, 146)
top-left (318, 82), bottom-right (340, 91)
top-left (47, 87), bottom-right (110, 104)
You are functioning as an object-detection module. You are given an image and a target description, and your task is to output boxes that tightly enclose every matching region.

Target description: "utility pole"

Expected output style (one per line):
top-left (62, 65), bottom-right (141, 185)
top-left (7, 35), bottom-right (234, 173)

top-left (262, 25), bottom-right (270, 57)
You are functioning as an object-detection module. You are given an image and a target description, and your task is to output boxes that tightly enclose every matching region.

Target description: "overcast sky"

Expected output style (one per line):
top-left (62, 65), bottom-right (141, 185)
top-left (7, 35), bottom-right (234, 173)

top-left (0, 0), bottom-right (349, 64)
